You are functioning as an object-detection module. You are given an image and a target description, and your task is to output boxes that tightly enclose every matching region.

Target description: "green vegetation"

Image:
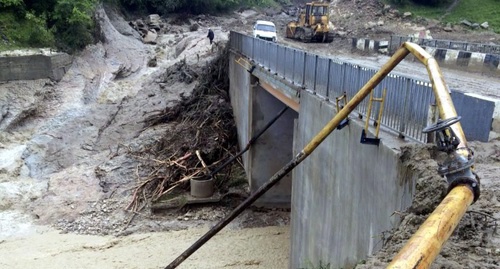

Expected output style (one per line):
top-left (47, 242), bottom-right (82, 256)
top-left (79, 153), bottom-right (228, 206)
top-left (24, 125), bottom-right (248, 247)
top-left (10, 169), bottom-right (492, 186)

top-left (386, 0), bottom-right (500, 33)
top-left (387, 1), bottom-right (447, 19)
top-left (442, 0), bottom-right (500, 33)
top-left (0, 0), bottom-right (97, 52)
top-left (0, 0), bottom-right (285, 52)
top-left (0, 12), bottom-right (54, 50)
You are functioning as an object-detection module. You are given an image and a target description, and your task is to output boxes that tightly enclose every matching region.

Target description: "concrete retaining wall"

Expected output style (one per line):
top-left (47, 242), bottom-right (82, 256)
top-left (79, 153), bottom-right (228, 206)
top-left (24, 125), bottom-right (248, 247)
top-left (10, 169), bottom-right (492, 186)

top-left (351, 38), bottom-right (389, 54)
top-left (424, 47), bottom-right (500, 77)
top-left (353, 37), bottom-right (500, 76)
top-left (290, 93), bottom-right (415, 269)
top-left (0, 53), bottom-right (72, 81)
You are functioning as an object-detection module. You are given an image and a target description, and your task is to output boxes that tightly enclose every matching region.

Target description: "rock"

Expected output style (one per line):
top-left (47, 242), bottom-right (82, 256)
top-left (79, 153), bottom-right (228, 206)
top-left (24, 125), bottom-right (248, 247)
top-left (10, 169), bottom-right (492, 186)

top-left (189, 23), bottom-right (200, 32)
top-left (403, 12), bottom-right (412, 18)
top-left (461, 19), bottom-right (472, 27)
top-left (365, 21), bottom-right (377, 29)
top-left (336, 31), bottom-right (347, 37)
top-left (475, 247), bottom-right (491, 256)
top-left (143, 29), bottom-right (158, 44)
top-left (136, 19), bottom-right (145, 28)
top-left (146, 14), bottom-right (161, 25)
top-left (150, 23), bottom-right (161, 32)
top-left (383, 4), bottom-right (391, 11)
top-left (147, 57), bottom-right (157, 67)
top-left (377, 20), bottom-right (384, 26)
top-left (146, 14), bottom-right (161, 31)
top-left (443, 26), bottom-right (453, 32)
top-left (481, 22), bottom-right (489, 29)
top-left (472, 23), bottom-right (480, 29)
top-left (138, 28), bottom-right (148, 37)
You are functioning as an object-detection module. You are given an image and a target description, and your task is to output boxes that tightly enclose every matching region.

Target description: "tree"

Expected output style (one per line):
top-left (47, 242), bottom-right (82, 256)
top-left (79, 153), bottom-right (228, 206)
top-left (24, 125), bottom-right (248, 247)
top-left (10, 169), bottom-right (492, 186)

top-left (51, 0), bottom-right (98, 51)
top-left (0, 0), bottom-right (22, 8)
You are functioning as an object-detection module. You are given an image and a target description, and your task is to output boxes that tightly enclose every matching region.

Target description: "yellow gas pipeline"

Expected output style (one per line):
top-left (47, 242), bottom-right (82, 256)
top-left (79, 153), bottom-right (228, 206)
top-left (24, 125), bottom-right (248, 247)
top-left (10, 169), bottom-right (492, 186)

top-left (385, 43), bottom-right (479, 269)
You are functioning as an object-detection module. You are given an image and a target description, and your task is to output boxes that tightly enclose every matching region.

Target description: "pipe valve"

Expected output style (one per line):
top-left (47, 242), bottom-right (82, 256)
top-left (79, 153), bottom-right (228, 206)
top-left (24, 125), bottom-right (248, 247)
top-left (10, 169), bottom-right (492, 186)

top-left (423, 116), bottom-right (480, 203)
top-left (438, 149), bottom-right (480, 203)
top-left (423, 116), bottom-right (461, 153)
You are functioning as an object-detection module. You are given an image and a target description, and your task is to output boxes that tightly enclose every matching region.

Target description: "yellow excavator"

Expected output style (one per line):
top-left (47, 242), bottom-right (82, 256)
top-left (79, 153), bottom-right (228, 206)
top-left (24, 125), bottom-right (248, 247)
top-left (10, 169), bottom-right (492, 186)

top-left (285, 0), bottom-right (334, 43)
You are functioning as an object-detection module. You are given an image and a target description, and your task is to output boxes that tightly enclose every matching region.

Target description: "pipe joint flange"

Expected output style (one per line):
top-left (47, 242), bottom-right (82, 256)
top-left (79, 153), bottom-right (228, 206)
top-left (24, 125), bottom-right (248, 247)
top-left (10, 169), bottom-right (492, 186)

top-left (446, 174), bottom-right (480, 203)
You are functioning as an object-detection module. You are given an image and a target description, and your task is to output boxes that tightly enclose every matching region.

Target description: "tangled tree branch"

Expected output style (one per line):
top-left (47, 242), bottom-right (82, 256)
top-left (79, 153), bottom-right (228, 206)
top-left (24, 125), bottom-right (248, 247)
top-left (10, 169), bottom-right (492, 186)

top-left (127, 44), bottom-right (237, 211)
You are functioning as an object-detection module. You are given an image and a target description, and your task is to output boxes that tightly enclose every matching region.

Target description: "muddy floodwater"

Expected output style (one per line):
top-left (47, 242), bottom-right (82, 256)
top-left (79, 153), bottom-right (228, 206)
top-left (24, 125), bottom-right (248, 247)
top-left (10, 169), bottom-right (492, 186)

top-left (0, 225), bottom-right (290, 269)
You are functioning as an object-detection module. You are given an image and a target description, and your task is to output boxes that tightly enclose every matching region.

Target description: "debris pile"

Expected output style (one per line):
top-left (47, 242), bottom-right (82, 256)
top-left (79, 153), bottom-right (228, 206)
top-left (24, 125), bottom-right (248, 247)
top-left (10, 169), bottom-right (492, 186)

top-left (126, 44), bottom-right (238, 212)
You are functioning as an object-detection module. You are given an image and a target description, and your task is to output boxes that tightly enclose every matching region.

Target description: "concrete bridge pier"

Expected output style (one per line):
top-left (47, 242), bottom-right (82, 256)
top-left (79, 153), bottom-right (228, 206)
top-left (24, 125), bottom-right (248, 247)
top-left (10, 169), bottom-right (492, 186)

top-left (229, 53), bottom-right (298, 207)
top-left (249, 83), bottom-right (297, 207)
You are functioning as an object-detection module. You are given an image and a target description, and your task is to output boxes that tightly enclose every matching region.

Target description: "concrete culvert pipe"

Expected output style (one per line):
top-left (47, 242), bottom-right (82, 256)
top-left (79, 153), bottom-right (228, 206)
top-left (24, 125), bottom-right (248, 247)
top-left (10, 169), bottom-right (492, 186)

top-left (190, 178), bottom-right (214, 198)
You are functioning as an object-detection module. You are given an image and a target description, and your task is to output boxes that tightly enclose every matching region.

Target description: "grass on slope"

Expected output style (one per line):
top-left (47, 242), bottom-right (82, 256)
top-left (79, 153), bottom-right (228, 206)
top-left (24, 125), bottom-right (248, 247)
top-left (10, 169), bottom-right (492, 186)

top-left (386, 0), bottom-right (500, 33)
top-left (442, 0), bottom-right (500, 33)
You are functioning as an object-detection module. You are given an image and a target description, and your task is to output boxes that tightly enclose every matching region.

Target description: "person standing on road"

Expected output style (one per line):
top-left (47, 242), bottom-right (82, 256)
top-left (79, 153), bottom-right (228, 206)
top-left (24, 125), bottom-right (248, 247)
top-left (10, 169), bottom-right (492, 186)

top-left (207, 28), bottom-right (214, 45)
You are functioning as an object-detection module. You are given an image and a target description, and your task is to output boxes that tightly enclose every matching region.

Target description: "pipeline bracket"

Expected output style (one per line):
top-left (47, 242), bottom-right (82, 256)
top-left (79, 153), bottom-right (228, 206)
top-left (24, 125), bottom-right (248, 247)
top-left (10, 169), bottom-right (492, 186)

top-left (337, 118), bottom-right (349, 130)
top-left (360, 89), bottom-right (386, 146)
top-left (335, 92), bottom-right (348, 113)
top-left (335, 92), bottom-right (350, 130)
top-left (235, 57), bottom-right (256, 74)
top-left (360, 129), bottom-right (380, 145)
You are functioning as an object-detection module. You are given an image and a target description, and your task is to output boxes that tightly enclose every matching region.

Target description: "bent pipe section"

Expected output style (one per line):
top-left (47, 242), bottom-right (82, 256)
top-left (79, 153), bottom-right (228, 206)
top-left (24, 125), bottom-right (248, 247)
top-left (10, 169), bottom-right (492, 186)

top-left (386, 43), bottom-right (477, 268)
top-left (164, 42), bottom-right (475, 269)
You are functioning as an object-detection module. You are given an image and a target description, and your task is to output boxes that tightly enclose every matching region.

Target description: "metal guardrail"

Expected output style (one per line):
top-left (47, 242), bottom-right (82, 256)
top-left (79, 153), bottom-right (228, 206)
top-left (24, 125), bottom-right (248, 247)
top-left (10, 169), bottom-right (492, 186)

top-left (390, 35), bottom-right (500, 55)
top-left (229, 31), bottom-right (435, 143)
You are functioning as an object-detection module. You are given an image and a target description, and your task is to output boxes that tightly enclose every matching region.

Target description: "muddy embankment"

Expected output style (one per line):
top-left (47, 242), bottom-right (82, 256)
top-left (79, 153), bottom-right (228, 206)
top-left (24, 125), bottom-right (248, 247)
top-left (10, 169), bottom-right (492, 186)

top-left (0, 2), bottom-right (290, 239)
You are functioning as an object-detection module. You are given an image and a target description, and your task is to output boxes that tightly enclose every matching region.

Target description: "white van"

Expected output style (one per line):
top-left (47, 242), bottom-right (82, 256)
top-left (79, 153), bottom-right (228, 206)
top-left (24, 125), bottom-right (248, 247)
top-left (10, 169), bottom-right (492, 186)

top-left (253, 20), bottom-right (277, 42)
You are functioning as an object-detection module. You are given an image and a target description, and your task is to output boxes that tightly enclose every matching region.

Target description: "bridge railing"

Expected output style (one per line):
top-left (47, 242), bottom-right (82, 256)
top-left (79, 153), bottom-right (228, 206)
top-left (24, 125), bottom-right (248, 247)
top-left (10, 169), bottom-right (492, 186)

top-left (229, 31), bottom-right (436, 143)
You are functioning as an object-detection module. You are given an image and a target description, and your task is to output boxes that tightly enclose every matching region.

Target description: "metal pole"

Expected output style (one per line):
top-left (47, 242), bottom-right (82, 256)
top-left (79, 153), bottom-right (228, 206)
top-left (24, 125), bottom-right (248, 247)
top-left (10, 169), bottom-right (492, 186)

top-left (164, 46), bottom-right (411, 269)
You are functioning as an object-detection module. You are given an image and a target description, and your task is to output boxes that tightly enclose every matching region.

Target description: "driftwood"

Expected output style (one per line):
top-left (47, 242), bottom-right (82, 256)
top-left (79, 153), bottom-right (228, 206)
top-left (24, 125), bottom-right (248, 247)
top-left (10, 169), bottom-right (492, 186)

top-left (125, 45), bottom-right (236, 212)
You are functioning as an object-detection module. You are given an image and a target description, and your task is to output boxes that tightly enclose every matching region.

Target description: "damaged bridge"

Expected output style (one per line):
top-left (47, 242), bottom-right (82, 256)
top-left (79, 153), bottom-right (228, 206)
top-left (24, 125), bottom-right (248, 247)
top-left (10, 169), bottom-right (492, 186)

top-left (227, 31), bottom-right (494, 269)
